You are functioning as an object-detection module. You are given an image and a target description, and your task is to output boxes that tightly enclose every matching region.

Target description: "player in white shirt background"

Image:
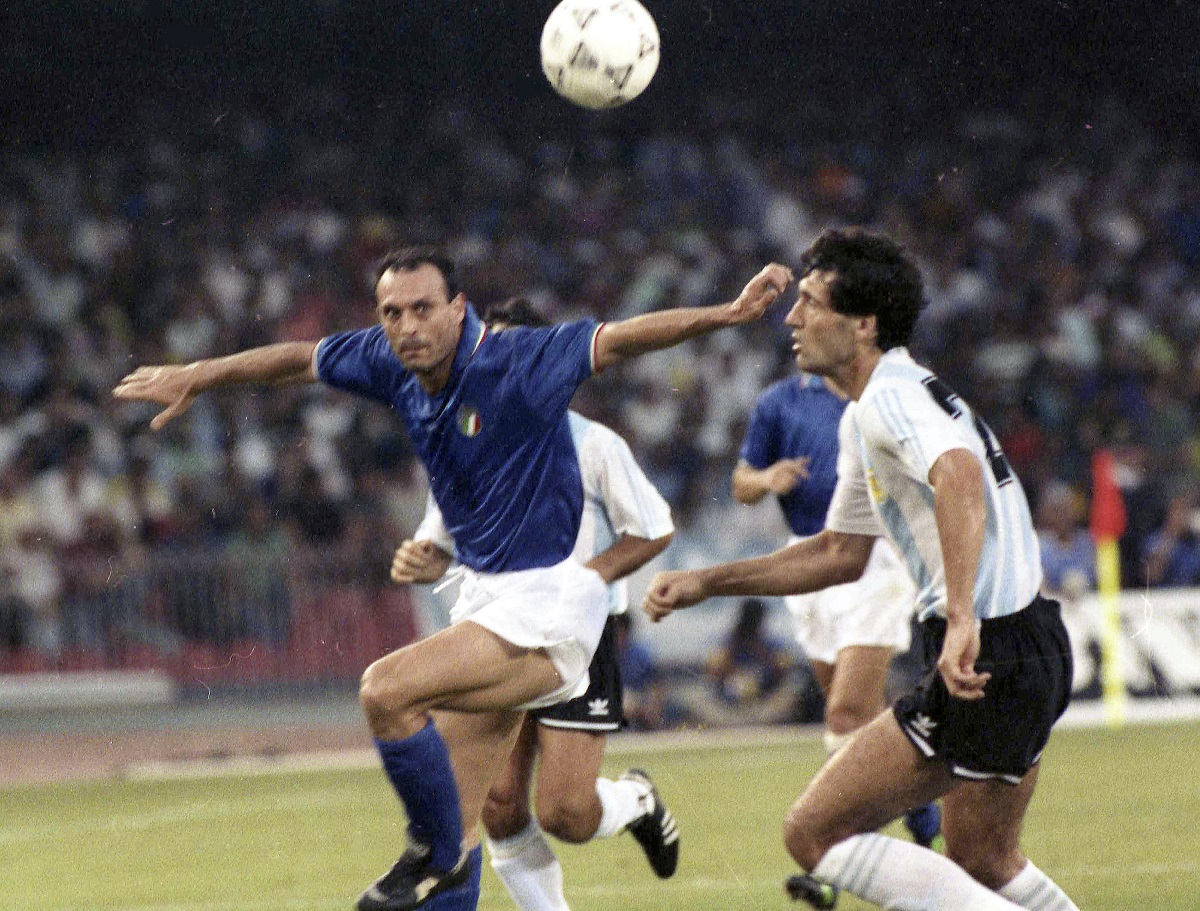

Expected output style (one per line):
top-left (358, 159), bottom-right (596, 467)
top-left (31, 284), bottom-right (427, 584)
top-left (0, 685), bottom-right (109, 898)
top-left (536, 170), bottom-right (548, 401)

top-left (391, 298), bottom-right (678, 911)
top-left (644, 229), bottom-right (1077, 911)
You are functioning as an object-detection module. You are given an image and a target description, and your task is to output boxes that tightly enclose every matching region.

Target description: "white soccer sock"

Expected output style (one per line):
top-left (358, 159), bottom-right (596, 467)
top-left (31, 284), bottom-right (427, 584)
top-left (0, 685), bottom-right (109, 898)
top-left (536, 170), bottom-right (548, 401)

top-left (824, 730), bottom-right (854, 756)
top-left (998, 860), bottom-right (1079, 911)
top-left (812, 833), bottom-right (1025, 910)
top-left (594, 776), bottom-right (650, 839)
top-left (486, 821), bottom-right (570, 911)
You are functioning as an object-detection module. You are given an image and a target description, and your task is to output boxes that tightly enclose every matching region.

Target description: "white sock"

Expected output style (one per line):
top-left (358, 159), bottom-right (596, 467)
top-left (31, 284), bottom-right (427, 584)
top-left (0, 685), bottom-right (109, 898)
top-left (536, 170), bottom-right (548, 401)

top-left (812, 833), bottom-right (1025, 910)
top-left (824, 730), bottom-right (854, 756)
top-left (486, 821), bottom-right (570, 911)
top-left (998, 860), bottom-right (1079, 911)
top-left (594, 776), bottom-right (650, 838)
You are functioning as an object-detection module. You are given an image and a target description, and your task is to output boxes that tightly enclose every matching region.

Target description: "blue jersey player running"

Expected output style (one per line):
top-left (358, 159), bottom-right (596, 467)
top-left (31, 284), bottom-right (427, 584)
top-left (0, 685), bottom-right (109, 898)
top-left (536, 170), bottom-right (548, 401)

top-left (114, 248), bottom-right (790, 911)
top-left (645, 230), bottom-right (1077, 911)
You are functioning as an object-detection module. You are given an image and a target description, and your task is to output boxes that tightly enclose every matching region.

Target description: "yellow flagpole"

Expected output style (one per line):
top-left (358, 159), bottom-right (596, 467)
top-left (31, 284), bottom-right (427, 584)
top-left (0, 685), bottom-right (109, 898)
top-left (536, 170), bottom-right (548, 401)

top-left (1094, 538), bottom-right (1125, 727)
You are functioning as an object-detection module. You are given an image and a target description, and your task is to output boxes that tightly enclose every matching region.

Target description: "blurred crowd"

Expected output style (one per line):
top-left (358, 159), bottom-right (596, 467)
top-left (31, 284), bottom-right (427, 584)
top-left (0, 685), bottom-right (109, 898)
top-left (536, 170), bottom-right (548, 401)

top-left (3, 89), bottom-right (1200, 660)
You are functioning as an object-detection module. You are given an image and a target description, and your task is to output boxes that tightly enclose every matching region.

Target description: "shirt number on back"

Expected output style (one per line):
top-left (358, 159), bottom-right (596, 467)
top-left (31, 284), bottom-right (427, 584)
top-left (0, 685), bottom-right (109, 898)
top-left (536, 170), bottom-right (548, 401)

top-left (921, 376), bottom-right (1014, 487)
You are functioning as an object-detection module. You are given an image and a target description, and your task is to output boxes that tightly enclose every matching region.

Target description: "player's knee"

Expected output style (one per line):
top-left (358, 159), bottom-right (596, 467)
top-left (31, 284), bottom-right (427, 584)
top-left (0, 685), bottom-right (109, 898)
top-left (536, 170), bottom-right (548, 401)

top-left (783, 803), bottom-right (832, 872)
top-left (482, 788), bottom-right (530, 841)
top-left (536, 791), bottom-right (599, 844)
top-left (945, 837), bottom-right (1018, 890)
top-left (358, 660), bottom-right (407, 724)
top-left (824, 700), bottom-right (876, 736)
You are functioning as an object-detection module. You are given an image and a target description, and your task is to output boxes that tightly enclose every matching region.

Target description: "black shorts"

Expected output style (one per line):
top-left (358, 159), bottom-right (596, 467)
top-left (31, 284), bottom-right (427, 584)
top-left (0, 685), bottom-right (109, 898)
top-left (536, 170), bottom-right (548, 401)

top-left (532, 615), bottom-right (624, 731)
top-left (893, 595), bottom-right (1073, 784)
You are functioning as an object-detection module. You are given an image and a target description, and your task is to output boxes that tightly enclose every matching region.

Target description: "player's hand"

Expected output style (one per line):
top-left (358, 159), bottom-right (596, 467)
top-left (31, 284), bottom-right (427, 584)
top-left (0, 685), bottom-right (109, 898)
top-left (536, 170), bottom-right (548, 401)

top-left (728, 263), bottom-right (793, 323)
top-left (937, 615), bottom-right (991, 700)
top-left (642, 570), bottom-right (707, 622)
top-left (764, 457), bottom-right (810, 494)
top-left (113, 365), bottom-right (202, 431)
top-left (391, 539), bottom-right (452, 584)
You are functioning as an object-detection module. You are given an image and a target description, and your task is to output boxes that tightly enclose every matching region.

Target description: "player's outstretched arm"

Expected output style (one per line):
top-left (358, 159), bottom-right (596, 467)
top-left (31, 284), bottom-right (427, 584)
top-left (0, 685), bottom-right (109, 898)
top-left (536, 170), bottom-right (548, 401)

top-left (391, 539), bottom-right (454, 585)
top-left (592, 263), bottom-right (792, 371)
top-left (113, 341), bottom-right (320, 431)
top-left (642, 530), bottom-right (874, 622)
top-left (587, 531), bottom-right (673, 585)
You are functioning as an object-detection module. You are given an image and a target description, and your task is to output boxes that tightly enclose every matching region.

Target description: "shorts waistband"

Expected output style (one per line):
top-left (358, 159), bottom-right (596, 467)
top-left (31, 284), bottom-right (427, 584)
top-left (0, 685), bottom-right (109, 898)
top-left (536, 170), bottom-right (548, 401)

top-left (921, 593), bottom-right (1060, 632)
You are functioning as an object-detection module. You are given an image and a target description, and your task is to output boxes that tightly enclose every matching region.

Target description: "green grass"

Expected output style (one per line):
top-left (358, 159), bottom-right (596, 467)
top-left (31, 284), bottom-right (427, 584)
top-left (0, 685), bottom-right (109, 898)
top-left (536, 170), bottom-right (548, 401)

top-left (3, 723), bottom-right (1199, 910)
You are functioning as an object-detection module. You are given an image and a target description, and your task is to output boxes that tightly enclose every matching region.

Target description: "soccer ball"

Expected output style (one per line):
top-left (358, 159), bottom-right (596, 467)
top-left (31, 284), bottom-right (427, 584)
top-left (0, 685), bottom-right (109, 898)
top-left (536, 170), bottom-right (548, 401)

top-left (539, 0), bottom-right (660, 110)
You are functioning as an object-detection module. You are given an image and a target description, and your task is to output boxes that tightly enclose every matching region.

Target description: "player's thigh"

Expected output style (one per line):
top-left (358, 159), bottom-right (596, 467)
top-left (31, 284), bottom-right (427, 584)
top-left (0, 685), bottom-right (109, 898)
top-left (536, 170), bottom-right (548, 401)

top-left (825, 645), bottom-right (894, 721)
top-left (942, 765), bottom-right (1039, 888)
top-left (364, 620), bottom-right (563, 714)
top-left (533, 725), bottom-right (606, 812)
top-left (785, 710), bottom-right (956, 863)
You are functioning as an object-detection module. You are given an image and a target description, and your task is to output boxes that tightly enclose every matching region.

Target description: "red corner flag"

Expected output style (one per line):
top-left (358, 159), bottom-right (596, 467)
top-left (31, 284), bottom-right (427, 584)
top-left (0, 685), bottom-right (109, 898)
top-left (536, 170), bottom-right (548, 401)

top-left (1089, 449), bottom-right (1127, 542)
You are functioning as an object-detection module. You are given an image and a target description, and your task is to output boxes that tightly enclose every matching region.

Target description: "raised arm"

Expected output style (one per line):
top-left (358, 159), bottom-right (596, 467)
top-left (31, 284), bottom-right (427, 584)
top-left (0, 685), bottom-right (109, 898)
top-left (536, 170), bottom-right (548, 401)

top-left (730, 458), bottom-right (810, 504)
top-left (642, 529), bottom-right (875, 622)
top-left (113, 342), bottom-right (320, 431)
top-left (592, 263), bottom-right (792, 372)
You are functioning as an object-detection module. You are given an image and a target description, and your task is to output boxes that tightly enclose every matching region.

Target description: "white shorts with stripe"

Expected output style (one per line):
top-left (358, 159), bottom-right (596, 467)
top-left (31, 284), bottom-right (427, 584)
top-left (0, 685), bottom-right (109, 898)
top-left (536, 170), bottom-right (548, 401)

top-left (784, 535), bottom-right (916, 665)
top-left (450, 558), bottom-right (609, 711)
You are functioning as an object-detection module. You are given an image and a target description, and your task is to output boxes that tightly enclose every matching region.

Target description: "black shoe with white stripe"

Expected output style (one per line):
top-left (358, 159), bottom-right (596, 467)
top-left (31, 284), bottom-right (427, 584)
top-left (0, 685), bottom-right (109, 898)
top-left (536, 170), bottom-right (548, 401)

top-left (620, 768), bottom-right (680, 879)
top-left (356, 843), bottom-right (470, 911)
top-left (786, 874), bottom-right (839, 909)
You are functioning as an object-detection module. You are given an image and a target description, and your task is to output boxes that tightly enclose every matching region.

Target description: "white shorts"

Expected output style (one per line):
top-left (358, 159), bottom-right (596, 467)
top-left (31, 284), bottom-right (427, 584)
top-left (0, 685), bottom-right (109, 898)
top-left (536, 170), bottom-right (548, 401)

top-left (450, 558), bottom-right (609, 711)
top-left (785, 536), bottom-right (915, 665)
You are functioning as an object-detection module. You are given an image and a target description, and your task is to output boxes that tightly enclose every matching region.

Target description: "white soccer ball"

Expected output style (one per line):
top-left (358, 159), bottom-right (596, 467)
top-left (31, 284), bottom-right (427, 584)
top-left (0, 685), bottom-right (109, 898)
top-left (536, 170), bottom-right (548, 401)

top-left (539, 0), bottom-right (660, 110)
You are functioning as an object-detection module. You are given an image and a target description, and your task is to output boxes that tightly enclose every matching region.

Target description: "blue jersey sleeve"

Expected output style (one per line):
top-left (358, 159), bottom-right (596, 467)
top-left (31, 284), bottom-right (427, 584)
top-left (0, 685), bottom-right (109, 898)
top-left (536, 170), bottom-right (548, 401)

top-left (314, 326), bottom-right (398, 405)
top-left (513, 319), bottom-right (601, 415)
top-left (739, 392), bottom-right (780, 469)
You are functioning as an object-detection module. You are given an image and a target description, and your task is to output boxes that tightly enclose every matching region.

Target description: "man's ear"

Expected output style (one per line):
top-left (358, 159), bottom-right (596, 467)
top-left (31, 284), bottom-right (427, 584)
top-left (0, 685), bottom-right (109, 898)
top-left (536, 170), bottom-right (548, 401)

top-left (856, 314), bottom-right (878, 345)
top-left (451, 292), bottom-right (466, 324)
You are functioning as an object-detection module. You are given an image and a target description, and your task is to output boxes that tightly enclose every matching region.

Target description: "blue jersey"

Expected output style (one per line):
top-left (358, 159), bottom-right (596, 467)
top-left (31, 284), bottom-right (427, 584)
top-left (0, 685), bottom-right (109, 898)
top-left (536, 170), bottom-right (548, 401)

top-left (739, 374), bottom-right (848, 537)
top-left (315, 305), bottom-right (602, 573)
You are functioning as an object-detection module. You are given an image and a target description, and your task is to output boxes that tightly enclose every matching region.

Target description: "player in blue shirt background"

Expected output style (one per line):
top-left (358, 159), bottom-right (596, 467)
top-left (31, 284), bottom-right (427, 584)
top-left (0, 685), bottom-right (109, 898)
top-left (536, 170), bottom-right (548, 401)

top-left (114, 247), bottom-right (790, 911)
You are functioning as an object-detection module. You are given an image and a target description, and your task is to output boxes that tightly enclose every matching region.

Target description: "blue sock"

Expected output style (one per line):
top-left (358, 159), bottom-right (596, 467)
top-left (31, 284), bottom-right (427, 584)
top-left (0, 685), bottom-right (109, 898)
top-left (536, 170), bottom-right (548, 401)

top-left (421, 844), bottom-right (482, 911)
top-left (375, 720), bottom-right (464, 871)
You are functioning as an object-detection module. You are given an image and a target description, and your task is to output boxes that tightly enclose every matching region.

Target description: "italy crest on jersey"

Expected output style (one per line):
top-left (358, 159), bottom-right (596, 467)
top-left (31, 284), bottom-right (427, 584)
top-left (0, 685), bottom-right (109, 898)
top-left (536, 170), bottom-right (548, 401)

top-left (456, 404), bottom-right (482, 437)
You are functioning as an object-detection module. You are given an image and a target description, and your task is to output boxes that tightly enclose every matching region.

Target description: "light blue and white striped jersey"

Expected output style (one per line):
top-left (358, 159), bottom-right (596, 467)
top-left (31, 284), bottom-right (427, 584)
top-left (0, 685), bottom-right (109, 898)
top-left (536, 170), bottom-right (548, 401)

top-left (415, 411), bottom-right (674, 615)
top-left (826, 348), bottom-right (1043, 621)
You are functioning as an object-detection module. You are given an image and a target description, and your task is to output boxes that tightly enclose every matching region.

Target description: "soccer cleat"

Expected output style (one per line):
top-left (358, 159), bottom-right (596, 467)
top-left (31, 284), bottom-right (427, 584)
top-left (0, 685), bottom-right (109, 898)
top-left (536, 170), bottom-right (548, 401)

top-left (619, 768), bottom-right (680, 878)
top-left (785, 874), bottom-right (839, 909)
top-left (356, 843), bottom-right (471, 911)
top-left (903, 801), bottom-right (943, 850)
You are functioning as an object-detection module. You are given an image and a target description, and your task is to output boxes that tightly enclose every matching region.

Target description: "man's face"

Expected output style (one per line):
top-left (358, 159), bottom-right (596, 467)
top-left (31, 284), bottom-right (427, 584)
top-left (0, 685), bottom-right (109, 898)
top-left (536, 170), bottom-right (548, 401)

top-left (375, 263), bottom-right (465, 376)
top-left (783, 269), bottom-right (858, 376)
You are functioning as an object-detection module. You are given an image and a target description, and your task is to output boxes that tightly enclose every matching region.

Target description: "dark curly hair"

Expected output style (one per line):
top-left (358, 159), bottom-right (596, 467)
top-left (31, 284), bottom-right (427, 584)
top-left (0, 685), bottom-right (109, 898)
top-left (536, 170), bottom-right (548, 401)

top-left (482, 297), bottom-right (551, 329)
top-left (374, 246), bottom-right (459, 301)
top-left (797, 228), bottom-right (925, 351)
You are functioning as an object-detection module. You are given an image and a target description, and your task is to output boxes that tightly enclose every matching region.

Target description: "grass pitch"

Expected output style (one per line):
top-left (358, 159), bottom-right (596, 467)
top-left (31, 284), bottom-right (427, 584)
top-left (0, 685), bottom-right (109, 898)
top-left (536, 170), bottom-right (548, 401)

top-left (3, 722), bottom-right (1198, 911)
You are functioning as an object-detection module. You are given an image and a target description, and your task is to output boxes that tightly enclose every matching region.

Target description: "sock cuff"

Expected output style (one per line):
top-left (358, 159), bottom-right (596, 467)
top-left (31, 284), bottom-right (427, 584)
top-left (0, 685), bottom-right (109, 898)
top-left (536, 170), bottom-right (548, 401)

top-left (823, 730), bottom-right (854, 756)
top-left (486, 820), bottom-right (547, 862)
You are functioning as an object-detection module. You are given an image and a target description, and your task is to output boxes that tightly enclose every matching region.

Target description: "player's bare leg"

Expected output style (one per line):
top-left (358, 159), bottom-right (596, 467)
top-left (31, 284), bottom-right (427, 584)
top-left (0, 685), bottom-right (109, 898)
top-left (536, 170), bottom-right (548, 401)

top-left (357, 622), bottom-right (566, 911)
top-left (784, 711), bottom-right (1027, 910)
top-left (533, 727), bottom-right (606, 842)
top-left (481, 715), bottom-right (540, 839)
top-left (943, 769), bottom-right (1079, 909)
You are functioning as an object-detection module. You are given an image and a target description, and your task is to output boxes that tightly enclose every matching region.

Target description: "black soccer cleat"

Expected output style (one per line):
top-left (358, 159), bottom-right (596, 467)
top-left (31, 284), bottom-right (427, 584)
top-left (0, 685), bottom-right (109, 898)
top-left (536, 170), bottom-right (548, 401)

top-left (785, 873), bottom-right (839, 909)
top-left (356, 843), bottom-right (470, 911)
top-left (620, 768), bottom-right (680, 879)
